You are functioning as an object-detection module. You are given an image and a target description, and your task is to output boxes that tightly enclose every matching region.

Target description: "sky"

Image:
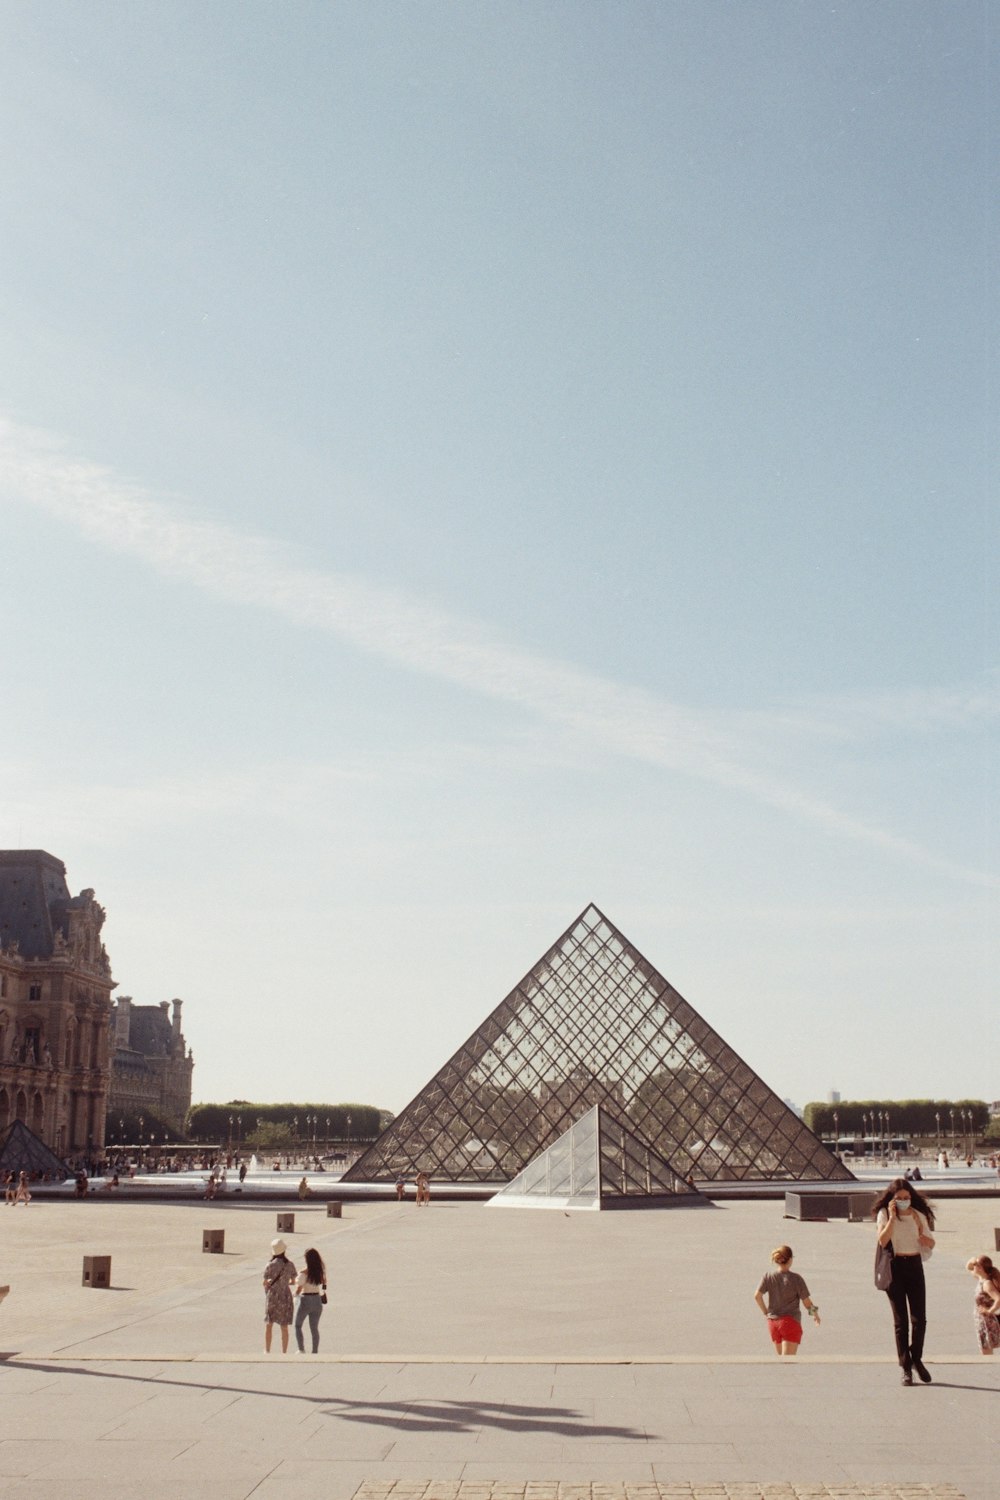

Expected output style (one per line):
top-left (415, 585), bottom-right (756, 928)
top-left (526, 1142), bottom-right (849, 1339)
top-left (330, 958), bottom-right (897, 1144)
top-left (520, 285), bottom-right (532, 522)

top-left (1, 1), bottom-right (996, 1118)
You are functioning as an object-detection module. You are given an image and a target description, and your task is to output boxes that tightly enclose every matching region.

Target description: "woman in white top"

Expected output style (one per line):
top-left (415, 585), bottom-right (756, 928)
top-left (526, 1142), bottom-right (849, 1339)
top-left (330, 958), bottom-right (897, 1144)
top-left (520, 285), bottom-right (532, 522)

top-left (293, 1246), bottom-right (327, 1354)
top-left (874, 1177), bottom-right (936, 1385)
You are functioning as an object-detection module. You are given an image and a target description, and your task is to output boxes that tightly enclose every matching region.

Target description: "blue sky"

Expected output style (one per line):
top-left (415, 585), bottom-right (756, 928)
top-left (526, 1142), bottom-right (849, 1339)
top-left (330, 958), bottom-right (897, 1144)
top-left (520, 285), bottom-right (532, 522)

top-left (1, 1), bottom-right (996, 1116)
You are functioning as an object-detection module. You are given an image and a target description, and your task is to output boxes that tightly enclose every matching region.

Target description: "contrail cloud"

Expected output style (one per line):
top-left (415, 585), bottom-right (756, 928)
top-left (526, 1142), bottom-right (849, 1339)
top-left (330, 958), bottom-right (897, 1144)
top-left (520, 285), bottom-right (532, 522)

top-left (1, 414), bottom-right (993, 887)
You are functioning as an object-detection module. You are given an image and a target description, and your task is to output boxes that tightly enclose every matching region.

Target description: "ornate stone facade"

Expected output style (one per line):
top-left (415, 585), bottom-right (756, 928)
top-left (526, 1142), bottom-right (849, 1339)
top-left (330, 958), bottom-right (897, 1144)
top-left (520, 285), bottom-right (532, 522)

top-left (0, 850), bottom-right (115, 1155)
top-left (108, 996), bottom-right (194, 1136)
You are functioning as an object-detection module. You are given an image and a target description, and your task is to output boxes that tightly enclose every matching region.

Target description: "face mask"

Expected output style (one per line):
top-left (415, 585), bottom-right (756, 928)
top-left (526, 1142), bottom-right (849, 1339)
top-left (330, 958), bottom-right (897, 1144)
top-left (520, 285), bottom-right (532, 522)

top-left (895, 1197), bottom-right (911, 1209)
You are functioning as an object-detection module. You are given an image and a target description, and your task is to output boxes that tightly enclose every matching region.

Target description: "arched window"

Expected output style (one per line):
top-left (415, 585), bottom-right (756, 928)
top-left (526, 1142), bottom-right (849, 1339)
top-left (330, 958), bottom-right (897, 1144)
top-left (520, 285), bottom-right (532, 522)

top-left (15, 1089), bottom-right (27, 1123)
top-left (0, 1088), bottom-right (9, 1128)
top-left (31, 1091), bottom-right (44, 1134)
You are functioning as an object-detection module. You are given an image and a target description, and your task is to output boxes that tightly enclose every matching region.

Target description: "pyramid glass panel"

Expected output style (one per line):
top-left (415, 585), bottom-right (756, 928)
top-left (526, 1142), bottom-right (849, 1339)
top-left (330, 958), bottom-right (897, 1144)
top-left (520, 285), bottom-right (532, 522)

top-left (0, 1119), bottom-right (70, 1179)
top-left (345, 904), bottom-right (853, 1184)
top-left (489, 1105), bottom-right (706, 1210)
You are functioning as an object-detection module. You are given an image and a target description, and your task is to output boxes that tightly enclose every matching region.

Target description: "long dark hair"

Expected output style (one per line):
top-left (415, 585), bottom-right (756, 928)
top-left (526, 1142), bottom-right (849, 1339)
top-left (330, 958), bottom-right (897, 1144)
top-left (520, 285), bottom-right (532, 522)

top-left (976, 1255), bottom-right (1000, 1292)
top-left (872, 1176), bottom-right (936, 1229)
top-left (304, 1247), bottom-right (325, 1284)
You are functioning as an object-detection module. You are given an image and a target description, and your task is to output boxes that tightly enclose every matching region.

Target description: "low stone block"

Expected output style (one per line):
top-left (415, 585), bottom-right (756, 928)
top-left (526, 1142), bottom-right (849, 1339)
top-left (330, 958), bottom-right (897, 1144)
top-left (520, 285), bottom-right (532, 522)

top-left (202, 1228), bottom-right (225, 1253)
top-left (82, 1254), bottom-right (111, 1288)
top-left (276, 1211), bottom-right (295, 1232)
top-left (326, 1200), bottom-right (343, 1218)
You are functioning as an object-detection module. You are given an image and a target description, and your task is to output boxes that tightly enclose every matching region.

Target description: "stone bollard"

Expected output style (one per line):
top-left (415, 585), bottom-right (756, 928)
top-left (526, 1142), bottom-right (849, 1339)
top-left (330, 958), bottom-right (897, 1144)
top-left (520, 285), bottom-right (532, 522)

top-left (82, 1255), bottom-right (111, 1288)
top-left (276, 1212), bottom-right (295, 1233)
top-left (202, 1228), bottom-right (225, 1253)
top-left (326, 1201), bottom-right (342, 1218)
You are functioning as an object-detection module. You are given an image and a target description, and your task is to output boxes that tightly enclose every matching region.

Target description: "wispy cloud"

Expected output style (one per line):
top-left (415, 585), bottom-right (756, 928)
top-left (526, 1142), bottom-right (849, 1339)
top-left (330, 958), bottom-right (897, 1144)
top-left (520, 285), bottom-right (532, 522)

top-left (1, 414), bottom-right (994, 886)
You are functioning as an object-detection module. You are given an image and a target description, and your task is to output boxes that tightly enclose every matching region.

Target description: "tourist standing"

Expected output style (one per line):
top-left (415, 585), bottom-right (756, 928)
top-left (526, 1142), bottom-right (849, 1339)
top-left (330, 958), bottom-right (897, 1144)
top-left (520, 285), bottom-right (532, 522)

top-left (753, 1244), bottom-right (820, 1356)
top-left (13, 1172), bottom-right (31, 1206)
top-left (293, 1247), bottom-right (327, 1353)
top-left (415, 1171), bottom-right (430, 1206)
top-left (874, 1177), bottom-right (936, 1384)
top-left (262, 1237), bottom-right (297, 1353)
top-left (965, 1256), bottom-right (1000, 1355)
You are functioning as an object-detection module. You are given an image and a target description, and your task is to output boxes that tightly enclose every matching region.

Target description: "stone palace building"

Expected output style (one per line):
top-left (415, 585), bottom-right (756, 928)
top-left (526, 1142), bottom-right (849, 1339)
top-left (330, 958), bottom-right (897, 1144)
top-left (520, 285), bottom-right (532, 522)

top-left (0, 849), bottom-right (116, 1155)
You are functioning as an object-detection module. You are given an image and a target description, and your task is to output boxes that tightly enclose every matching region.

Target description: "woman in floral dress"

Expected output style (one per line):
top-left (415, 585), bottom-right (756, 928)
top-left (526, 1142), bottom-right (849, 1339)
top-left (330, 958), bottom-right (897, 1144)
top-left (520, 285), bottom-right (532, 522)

top-left (966, 1255), bottom-right (1000, 1354)
top-left (263, 1237), bottom-right (297, 1353)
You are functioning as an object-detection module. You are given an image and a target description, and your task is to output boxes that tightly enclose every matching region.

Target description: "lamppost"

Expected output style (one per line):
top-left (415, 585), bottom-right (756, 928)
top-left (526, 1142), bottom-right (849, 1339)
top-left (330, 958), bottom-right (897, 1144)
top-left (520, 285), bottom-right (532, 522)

top-left (861, 1112), bottom-right (868, 1157)
top-left (833, 1109), bottom-right (839, 1157)
top-left (347, 1113), bottom-right (352, 1160)
top-left (885, 1111), bottom-right (891, 1162)
top-left (119, 1117), bottom-right (124, 1147)
top-left (949, 1109), bottom-right (955, 1150)
top-left (935, 1112), bottom-right (940, 1153)
top-left (237, 1115), bottom-right (242, 1149)
top-left (228, 1115), bottom-right (234, 1151)
top-left (325, 1117), bottom-right (330, 1153)
top-left (139, 1116), bottom-right (144, 1155)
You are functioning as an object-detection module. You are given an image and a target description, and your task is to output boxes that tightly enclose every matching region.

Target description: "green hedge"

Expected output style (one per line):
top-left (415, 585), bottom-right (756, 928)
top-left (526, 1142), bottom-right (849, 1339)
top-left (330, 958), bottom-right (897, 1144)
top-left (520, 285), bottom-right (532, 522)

top-left (803, 1099), bottom-right (990, 1136)
top-left (186, 1100), bottom-right (384, 1142)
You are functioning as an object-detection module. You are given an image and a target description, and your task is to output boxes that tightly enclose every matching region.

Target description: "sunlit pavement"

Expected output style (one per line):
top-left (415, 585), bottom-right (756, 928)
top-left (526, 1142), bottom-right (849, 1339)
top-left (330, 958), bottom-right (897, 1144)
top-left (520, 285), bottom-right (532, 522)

top-left (1, 1194), bottom-right (998, 1499)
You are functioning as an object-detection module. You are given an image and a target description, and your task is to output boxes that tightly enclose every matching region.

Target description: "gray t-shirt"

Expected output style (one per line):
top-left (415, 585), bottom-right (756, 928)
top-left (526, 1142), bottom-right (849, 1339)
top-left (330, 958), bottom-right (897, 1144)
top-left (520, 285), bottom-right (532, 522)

top-left (757, 1268), bottom-right (810, 1319)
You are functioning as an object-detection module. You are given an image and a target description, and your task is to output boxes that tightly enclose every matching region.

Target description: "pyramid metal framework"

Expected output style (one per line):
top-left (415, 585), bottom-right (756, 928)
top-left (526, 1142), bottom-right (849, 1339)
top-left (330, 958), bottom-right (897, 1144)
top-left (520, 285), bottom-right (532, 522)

top-left (488, 1105), bottom-right (710, 1210)
top-left (0, 1119), bottom-right (70, 1180)
top-left (345, 903), bottom-right (852, 1184)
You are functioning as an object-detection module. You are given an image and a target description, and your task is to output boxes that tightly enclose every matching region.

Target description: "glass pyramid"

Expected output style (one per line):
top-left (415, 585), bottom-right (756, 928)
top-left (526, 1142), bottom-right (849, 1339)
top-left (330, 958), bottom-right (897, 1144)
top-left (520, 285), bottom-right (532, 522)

top-left (488, 1104), bottom-right (708, 1210)
top-left (0, 1119), bottom-right (70, 1179)
top-left (344, 903), bottom-right (852, 1184)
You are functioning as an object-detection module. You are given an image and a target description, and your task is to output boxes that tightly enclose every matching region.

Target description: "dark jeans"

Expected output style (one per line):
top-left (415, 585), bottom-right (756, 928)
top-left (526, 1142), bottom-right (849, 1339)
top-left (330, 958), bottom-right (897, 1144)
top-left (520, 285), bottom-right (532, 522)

top-left (295, 1293), bottom-right (323, 1352)
top-left (885, 1255), bottom-right (926, 1364)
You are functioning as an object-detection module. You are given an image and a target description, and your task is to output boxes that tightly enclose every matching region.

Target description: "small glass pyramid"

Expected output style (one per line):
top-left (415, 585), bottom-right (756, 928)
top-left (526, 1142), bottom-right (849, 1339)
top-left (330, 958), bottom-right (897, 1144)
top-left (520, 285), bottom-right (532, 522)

top-left (488, 1104), bottom-right (708, 1210)
top-left (0, 1119), bottom-right (70, 1179)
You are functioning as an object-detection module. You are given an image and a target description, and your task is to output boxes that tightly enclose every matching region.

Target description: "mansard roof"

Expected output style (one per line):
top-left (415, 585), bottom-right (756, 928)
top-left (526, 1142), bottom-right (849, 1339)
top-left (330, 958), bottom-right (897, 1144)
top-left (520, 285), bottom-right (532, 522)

top-left (0, 850), bottom-right (71, 959)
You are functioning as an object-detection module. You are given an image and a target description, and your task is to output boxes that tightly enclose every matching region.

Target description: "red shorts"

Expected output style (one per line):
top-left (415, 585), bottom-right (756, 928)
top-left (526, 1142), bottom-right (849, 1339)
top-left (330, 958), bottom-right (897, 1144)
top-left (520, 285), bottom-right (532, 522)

top-left (767, 1315), bottom-right (803, 1345)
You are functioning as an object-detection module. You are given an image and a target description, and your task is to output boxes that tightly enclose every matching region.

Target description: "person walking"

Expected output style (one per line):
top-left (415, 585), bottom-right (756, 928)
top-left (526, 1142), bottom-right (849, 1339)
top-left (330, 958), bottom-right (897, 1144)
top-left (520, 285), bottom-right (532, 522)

top-left (753, 1244), bottom-right (820, 1357)
top-left (13, 1172), bottom-right (31, 1206)
top-left (293, 1247), bottom-right (327, 1353)
top-left (874, 1177), bottom-right (936, 1384)
top-left (262, 1237), bottom-right (297, 1353)
top-left (965, 1255), bottom-right (1000, 1355)
top-left (415, 1170), bottom-right (430, 1206)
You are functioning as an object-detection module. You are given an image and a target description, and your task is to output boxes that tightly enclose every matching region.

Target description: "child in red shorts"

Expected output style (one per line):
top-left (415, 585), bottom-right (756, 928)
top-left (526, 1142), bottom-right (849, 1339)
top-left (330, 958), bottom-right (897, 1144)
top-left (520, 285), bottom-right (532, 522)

top-left (754, 1244), bottom-right (821, 1356)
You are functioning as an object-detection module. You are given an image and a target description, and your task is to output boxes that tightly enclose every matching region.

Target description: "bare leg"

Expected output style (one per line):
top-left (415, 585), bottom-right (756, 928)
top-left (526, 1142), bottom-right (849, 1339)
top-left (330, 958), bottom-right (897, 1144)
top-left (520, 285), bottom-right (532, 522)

top-left (265, 1322), bottom-right (273, 1353)
top-left (280, 1324), bottom-right (289, 1353)
top-left (782, 1342), bottom-right (799, 1356)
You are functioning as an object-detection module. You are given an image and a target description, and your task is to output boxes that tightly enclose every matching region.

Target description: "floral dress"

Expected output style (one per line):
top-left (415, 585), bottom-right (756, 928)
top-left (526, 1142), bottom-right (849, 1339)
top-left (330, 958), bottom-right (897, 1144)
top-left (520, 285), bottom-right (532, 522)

top-left (974, 1278), bottom-right (1000, 1354)
top-left (263, 1253), bottom-right (296, 1326)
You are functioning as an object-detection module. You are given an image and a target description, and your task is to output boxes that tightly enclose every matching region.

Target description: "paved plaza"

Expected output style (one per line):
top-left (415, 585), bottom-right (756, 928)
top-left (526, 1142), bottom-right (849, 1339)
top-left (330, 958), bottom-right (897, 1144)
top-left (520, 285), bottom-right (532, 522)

top-left (2, 1194), bottom-right (999, 1498)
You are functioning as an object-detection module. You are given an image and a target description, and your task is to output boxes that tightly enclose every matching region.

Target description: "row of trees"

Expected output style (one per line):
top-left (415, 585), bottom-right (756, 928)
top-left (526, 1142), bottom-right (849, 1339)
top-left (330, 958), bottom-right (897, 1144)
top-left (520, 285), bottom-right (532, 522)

top-left (186, 1100), bottom-right (384, 1148)
top-left (804, 1099), bottom-right (992, 1137)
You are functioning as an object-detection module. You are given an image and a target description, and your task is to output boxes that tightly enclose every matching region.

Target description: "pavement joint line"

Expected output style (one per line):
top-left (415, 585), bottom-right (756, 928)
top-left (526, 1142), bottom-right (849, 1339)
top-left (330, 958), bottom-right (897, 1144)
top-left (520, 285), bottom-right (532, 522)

top-left (347, 1486), bottom-right (968, 1499)
top-left (3, 1353), bottom-right (990, 1365)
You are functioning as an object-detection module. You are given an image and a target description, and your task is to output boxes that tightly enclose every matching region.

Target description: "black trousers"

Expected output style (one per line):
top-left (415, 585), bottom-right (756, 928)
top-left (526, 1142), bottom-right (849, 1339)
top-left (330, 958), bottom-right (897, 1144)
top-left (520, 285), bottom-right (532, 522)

top-left (885, 1254), bottom-right (926, 1364)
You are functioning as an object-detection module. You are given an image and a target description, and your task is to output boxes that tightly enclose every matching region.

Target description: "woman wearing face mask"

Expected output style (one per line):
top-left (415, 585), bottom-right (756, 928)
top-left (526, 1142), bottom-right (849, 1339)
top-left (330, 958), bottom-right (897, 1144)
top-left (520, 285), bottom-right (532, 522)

top-left (874, 1177), bottom-right (936, 1384)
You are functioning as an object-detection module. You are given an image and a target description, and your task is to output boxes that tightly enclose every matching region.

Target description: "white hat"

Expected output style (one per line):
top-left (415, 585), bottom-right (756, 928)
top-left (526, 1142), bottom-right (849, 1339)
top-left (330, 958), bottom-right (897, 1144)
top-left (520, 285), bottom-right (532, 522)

top-left (271, 1237), bottom-right (287, 1254)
